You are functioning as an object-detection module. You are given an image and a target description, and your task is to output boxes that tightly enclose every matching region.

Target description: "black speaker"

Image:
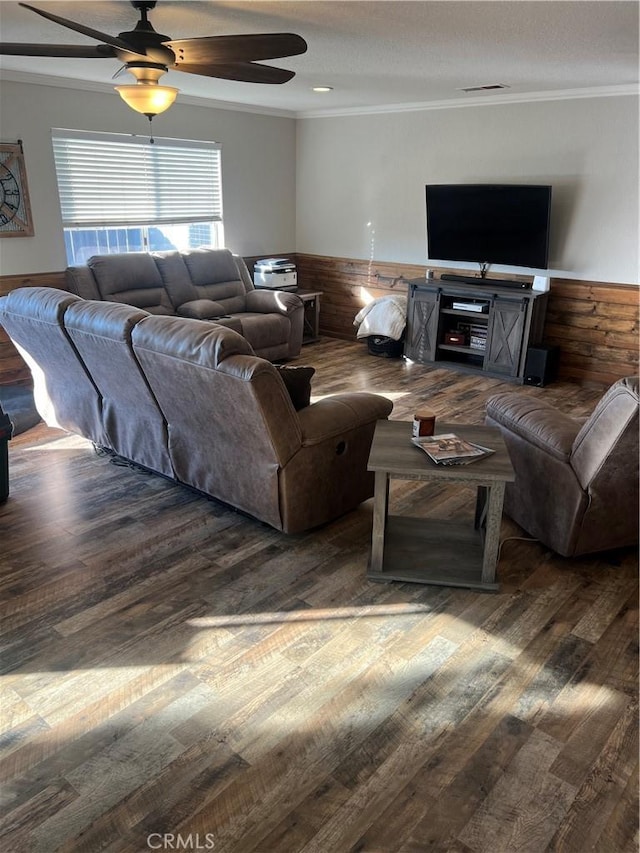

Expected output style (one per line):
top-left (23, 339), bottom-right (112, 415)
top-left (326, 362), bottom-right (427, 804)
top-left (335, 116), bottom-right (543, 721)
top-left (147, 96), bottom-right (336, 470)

top-left (524, 345), bottom-right (559, 387)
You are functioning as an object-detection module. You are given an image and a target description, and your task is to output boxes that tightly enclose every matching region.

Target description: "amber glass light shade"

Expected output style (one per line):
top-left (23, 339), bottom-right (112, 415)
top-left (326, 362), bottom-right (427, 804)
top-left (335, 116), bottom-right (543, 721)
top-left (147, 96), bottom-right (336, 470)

top-left (115, 64), bottom-right (178, 117)
top-left (115, 83), bottom-right (178, 117)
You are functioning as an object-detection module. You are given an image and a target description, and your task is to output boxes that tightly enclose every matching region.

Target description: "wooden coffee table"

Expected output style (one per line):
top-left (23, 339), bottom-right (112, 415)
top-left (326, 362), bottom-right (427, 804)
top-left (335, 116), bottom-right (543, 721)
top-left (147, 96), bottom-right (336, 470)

top-left (367, 420), bottom-right (515, 591)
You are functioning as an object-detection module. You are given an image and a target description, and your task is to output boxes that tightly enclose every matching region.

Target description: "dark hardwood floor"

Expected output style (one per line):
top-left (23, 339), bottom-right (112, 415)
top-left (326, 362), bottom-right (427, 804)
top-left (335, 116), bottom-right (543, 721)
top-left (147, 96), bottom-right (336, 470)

top-left (1, 339), bottom-right (638, 853)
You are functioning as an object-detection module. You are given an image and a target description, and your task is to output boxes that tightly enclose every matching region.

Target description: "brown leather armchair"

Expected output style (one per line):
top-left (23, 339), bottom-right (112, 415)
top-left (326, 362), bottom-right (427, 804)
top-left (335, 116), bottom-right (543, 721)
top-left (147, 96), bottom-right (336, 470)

top-left (486, 376), bottom-right (639, 557)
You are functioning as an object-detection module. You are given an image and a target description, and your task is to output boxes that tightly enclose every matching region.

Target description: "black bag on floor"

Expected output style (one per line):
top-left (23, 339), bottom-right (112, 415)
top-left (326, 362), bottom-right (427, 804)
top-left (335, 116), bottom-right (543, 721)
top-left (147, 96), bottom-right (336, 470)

top-left (367, 334), bottom-right (405, 358)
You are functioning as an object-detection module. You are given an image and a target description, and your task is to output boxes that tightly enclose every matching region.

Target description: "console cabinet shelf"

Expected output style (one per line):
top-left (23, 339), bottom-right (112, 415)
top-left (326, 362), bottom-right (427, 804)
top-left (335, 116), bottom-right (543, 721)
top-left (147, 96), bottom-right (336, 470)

top-left (404, 279), bottom-right (548, 382)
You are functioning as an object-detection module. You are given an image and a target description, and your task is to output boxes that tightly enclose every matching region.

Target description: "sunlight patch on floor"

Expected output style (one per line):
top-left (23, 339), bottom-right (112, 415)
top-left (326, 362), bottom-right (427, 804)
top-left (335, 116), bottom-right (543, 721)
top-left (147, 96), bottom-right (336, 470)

top-left (23, 434), bottom-right (92, 452)
top-left (187, 602), bottom-right (434, 630)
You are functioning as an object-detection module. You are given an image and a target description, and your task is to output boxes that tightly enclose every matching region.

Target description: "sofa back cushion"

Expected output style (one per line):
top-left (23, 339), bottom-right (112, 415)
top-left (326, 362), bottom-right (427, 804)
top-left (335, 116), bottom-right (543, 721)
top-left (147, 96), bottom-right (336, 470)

top-left (571, 376), bottom-right (639, 487)
top-left (570, 375), bottom-right (639, 553)
top-left (87, 253), bottom-right (174, 314)
top-left (0, 287), bottom-right (106, 444)
top-left (67, 249), bottom-right (254, 319)
top-left (152, 250), bottom-right (195, 309)
top-left (63, 300), bottom-right (174, 478)
top-left (181, 249), bottom-right (247, 314)
top-left (131, 316), bottom-right (301, 529)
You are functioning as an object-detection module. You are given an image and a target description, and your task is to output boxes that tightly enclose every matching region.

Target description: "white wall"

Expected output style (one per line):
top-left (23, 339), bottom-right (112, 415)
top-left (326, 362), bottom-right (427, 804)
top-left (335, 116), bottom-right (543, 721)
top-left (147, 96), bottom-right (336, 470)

top-left (296, 95), bottom-right (639, 284)
top-left (1, 82), bottom-right (638, 285)
top-left (0, 80), bottom-right (296, 275)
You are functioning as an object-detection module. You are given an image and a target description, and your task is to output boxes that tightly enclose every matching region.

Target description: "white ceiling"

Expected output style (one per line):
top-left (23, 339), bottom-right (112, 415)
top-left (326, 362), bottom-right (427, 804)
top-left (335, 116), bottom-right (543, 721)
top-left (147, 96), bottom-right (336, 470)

top-left (0, 1), bottom-right (638, 117)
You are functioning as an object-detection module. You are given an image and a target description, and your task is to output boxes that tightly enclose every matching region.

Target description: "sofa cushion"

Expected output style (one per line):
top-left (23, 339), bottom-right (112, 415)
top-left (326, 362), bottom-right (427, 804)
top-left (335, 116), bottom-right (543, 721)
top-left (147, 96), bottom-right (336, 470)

top-left (276, 365), bottom-right (316, 411)
top-left (63, 300), bottom-right (175, 479)
top-left (132, 314), bottom-right (254, 370)
top-left (571, 376), bottom-right (639, 489)
top-left (88, 253), bottom-right (174, 314)
top-left (182, 248), bottom-right (246, 312)
top-left (235, 313), bottom-right (292, 354)
top-left (0, 287), bottom-right (106, 444)
top-left (183, 248), bottom-right (240, 286)
top-left (152, 250), bottom-right (195, 309)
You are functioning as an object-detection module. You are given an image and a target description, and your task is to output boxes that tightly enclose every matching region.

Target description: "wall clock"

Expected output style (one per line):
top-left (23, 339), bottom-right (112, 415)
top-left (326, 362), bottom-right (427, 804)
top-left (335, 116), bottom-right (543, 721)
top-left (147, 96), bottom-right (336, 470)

top-left (0, 142), bottom-right (34, 237)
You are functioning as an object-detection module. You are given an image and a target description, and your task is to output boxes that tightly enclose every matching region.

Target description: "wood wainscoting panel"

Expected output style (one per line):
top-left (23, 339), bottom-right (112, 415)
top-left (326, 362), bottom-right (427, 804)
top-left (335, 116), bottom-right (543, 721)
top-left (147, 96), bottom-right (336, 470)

top-left (1, 261), bottom-right (637, 387)
top-left (544, 279), bottom-right (639, 385)
top-left (0, 272), bottom-right (67, 386)
top-left (295, 254), bottom-right (639, 385)
top-left (294, 254), bottom-right (420, 341)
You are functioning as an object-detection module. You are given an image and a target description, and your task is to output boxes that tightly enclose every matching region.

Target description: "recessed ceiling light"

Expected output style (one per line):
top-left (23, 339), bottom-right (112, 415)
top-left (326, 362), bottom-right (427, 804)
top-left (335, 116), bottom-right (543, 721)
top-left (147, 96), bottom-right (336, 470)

top-left (312, 86), bottom-right (333, 93)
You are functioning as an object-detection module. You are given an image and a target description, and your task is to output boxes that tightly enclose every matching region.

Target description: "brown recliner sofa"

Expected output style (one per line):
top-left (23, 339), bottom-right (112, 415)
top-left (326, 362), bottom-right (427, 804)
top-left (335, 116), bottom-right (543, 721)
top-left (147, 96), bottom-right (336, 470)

top-left (486, 376), bottom-right (639, 557)
top-left (0, 287), bottom-right (393, 533)
top-left (65, 247), bottom-right (304, 361)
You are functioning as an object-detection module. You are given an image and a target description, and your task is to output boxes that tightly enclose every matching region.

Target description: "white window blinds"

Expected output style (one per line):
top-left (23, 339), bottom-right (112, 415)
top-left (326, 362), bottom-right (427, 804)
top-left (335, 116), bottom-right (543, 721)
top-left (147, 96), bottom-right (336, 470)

top-left (52, 129), bottom-right (222, 228)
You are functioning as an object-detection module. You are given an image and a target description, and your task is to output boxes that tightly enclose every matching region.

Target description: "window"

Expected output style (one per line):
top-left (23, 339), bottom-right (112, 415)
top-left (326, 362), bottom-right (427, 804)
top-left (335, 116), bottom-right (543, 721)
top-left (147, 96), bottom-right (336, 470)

top-left (52, 129), bottom-right (223, 265)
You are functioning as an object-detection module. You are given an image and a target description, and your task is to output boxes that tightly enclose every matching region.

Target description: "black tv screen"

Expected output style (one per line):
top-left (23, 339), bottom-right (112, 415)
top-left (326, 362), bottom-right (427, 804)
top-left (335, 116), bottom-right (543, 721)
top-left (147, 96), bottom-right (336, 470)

top-left (426, 184), bottom-right (552, 270)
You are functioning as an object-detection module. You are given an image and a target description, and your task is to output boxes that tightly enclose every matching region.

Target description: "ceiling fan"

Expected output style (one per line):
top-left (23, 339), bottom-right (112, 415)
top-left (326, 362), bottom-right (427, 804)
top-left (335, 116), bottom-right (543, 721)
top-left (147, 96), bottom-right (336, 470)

top-left (1, 1), bottom-right (308, 123)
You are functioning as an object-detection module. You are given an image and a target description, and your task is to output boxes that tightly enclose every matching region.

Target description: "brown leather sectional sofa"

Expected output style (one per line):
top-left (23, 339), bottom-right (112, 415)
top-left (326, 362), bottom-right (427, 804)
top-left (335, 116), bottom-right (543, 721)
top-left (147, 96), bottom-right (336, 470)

top-left (65, 248), bottom-right (304, 362)
top-left (0, 286), bottom-right (393, 533)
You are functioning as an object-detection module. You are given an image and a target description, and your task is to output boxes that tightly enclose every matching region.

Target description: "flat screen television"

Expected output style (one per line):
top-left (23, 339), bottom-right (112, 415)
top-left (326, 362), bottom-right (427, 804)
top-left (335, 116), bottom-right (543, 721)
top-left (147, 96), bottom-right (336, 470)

top-left (426, 184), bottom-right (552, 271)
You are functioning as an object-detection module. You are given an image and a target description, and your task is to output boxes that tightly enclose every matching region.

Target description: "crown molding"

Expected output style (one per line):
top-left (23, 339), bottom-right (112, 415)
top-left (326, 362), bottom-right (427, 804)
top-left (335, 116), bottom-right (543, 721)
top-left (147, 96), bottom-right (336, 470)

top-left (297, 84), bottom-right (640, 119)
top-left (1, 70), bottom-right (637, 120)
top-left (0, 70), bottom-right (297, 119)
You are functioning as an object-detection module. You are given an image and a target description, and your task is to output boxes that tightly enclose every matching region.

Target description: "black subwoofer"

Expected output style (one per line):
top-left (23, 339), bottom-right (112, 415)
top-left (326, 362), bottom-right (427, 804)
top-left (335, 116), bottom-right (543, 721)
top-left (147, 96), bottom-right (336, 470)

top-left (524, 345), bottom-right (559, 387)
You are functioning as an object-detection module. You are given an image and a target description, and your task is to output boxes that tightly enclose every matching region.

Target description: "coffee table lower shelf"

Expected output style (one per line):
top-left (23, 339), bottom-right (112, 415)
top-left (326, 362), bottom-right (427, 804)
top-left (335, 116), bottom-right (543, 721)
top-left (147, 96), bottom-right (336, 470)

top-left (367, 515), bottom-right (499, 592)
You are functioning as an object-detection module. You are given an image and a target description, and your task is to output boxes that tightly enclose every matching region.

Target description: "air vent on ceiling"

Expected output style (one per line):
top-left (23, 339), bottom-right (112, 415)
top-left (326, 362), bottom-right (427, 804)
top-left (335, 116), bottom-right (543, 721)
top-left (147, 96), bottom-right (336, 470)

top-left (457, 83), bottom-right (511, 93)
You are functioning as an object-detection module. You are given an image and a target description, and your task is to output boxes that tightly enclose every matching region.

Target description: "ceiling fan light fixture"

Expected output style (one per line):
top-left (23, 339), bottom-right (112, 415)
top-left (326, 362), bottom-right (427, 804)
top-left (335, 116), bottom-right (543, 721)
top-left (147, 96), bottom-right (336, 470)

top-left (3, 2), bottom-right (307, 114)
top-left (115, 62), bottom-right (178, 117)
top-left (115, 82), bottom-right (178, 116)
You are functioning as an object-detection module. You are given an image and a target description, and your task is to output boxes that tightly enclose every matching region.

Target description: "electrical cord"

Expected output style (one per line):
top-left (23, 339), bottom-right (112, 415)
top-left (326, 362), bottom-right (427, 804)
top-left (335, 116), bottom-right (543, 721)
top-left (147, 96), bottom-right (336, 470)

top-left (92, 443), bottom-right (152, 475)
top-left (497, 534), bottom-right (539, 562)
top-left (93, 444), bottom-right (114, 458)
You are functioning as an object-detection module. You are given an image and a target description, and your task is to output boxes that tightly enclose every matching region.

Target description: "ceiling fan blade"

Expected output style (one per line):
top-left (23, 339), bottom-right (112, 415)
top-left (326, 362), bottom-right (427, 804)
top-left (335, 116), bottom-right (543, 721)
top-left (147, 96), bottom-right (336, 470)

top-left (0, 42), bottom-right (116, 58)
top-left (165, 33), bottom-right (307, 66)
top-left (18, 3), bottom-right (147, 56)
top-left (172, 61), bottom-right (296, 84)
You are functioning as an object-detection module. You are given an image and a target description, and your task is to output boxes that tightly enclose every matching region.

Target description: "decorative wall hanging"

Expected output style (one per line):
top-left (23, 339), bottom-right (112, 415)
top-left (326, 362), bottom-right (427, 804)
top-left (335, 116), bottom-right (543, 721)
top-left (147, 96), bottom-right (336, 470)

top-left (0, 141), bottom-right (34, 237)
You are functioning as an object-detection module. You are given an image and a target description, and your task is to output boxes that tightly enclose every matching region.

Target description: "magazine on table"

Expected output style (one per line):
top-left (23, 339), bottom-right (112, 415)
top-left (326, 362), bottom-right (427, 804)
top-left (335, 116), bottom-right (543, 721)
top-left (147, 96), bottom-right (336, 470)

top-left (411, 432), bottom-right (495, 465)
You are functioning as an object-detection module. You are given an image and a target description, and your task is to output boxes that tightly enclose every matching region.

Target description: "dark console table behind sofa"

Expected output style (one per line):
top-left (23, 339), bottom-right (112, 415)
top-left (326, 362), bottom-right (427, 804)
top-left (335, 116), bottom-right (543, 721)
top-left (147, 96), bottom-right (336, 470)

top-left (404, 279), bottom-right (549, 383)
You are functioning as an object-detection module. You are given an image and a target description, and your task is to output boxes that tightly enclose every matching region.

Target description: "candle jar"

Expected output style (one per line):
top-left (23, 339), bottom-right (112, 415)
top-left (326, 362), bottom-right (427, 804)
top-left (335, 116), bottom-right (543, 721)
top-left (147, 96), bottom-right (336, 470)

top-left (412, 409), bottom-right (436, 437)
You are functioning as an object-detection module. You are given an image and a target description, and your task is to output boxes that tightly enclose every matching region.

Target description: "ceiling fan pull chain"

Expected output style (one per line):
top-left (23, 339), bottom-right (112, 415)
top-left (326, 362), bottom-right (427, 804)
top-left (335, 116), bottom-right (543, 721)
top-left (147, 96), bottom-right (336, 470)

top-left (147, 115), bottom-right (155, 144)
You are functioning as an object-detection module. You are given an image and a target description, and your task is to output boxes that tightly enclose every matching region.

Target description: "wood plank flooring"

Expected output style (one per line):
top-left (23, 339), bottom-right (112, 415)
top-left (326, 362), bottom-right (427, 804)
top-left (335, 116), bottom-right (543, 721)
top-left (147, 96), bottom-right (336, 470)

top-left (1, 340), bottom-right (638, 853)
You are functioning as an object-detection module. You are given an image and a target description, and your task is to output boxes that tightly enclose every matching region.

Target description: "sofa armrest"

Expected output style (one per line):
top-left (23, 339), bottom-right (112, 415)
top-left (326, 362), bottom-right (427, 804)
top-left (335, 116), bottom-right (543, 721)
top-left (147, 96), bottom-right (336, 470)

top-left (486, 392), bottom-right (581, 462)
top-left (245, 289), bottom-right (303, 316)
top-left (297, 393), bottom-right (394, 445)
top-left (65, 265), bottom-right (101, 301)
